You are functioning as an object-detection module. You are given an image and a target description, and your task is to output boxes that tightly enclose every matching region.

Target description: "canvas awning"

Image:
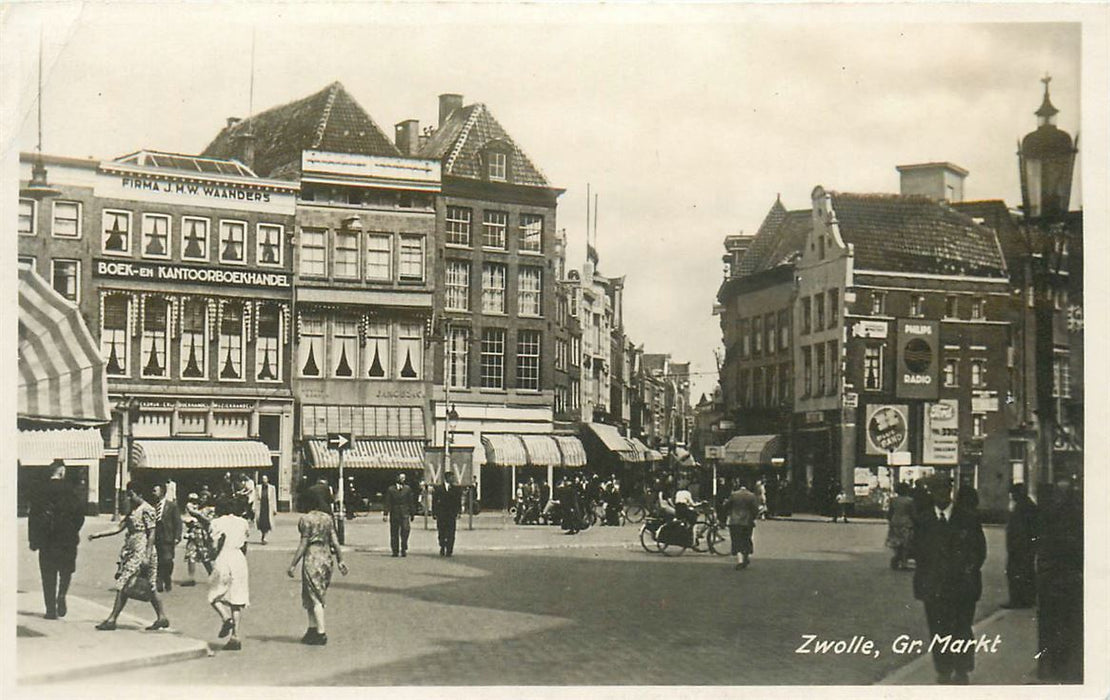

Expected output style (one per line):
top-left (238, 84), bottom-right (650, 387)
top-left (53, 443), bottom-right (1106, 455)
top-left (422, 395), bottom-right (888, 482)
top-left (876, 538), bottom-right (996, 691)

top-left (306, 439), bottom-right (425, 470)
top-left (520, 434), bottom-right (562, 468)
top-left (480, 434), bottom-right (528, 467)
top-left (584, 422), bottom-right (639, 461)
top-left (645, 448), bottom-right (663, 461)
top-left (553, 435), bottom-right (587, 468)
top-left (18, 265), bottom-right (109, 424)
top-left (628, 437), bottom-right (655, 462)
top-left (721, 434), bottom-right (784, 466)
top-left (133, 440), bottom-right (273, 470)
top-left (18, 428), bottom-right (105, 466)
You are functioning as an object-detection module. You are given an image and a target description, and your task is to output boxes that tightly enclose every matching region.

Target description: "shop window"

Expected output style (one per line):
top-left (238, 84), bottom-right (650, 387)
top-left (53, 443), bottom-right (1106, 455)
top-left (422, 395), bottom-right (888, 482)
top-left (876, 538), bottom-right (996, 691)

top-left (52, 201), bottom-right (81, 238)
top-left (397, 322), bottom-right (423, 380)
top-left (364, 320), bottom-right (390, 379)
top-left (516, 330), bottom-right (541, 391)
top-left (142, 214), bottom-right (171, 258)
top-left (141, 297), bottom-right (170, 379)
top-left (482, 263), bottom-right (506, 314)
top-left (331, 317), bottom-right (359, 377)
top-left (447, 326), bottom-right (470, 389)
top-left (445, 261), bottom-right (470, 311)
top-left (445, 206), bottom-right (472, 246)
top-left (298, 314), bottom-right (325, 377)
top-left (257, 224), bottom-right (283, 266)
top-left (480, 328), bottom-right (506, 389)
top-left (219, 220), bottom-right (246, 264)
top-left (102, 210), bottom-right (131, 254)
top-left (180, 299), bottom-right (208, 379)
top-left (518, 267), bottom-right (542, 317)
top-left (19, 199), bottom-right (36, 236)
top-left (182, 217), bottom-right (210, 261)
top-left (399, 235), bottom-right (425, 281)
top-left (51, 259), bottom-right (80, 302)
top-left (102, 295), bottom-right (131, 377)
top-left (218, 302), bottom-right (245, 381)
top-left (256, 304), bottom-right (282, 382)
top-left (300, 228), bottom-right (327, 277)
top-left (518, 214), bottom-right (543, 253)
top-left (365, 234), bottom-right (391, 281)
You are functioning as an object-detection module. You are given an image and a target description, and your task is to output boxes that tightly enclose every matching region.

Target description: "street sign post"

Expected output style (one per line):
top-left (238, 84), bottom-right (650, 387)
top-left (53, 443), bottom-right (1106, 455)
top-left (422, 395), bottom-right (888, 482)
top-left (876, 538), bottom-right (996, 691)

top-left (328, 432), bottom-right (353, 544)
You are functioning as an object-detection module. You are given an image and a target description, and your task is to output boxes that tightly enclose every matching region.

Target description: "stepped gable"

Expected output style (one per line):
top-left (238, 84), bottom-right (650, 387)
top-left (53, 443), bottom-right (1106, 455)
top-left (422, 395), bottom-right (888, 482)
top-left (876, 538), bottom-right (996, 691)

top-left (831, 192), bottom-right (1008, 278)
top-left (419, 102), bottom-right (549, 187)
top-left (200, 81), bottom-right (400, 180)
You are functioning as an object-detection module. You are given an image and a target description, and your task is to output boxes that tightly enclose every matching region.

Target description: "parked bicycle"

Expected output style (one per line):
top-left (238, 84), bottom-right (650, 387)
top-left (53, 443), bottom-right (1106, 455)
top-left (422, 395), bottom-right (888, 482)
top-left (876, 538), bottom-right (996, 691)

top-left (639, 503), bottom-right (729, 557)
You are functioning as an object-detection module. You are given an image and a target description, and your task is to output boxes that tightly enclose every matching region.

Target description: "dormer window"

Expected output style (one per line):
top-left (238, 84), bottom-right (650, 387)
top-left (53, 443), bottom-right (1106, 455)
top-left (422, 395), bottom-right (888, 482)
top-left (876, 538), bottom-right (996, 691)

top-left (487, 149), bottom-right (508, 182)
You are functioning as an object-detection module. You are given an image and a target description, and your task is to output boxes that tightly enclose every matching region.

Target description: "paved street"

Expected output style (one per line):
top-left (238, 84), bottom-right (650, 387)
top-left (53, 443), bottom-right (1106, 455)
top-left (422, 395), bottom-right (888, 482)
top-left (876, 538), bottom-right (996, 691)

top-left (18, 514), bottom-right (1016, 686)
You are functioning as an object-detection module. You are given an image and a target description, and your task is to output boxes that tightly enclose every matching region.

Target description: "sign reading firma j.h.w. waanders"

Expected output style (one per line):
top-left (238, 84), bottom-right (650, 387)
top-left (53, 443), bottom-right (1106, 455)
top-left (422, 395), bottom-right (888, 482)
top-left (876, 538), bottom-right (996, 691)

top-left (96, 168), bottom-right (297, 216)
top-left (94, 258), bottom-right (291, 289)
top-left (896, 318), bottom-right (939, 399)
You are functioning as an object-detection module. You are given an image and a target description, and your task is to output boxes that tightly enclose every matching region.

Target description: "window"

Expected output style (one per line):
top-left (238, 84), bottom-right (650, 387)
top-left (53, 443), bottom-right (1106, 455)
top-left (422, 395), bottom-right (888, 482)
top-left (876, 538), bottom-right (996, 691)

top-left (52, 201), bottom-right (81, 238)
top-left (483, 211), bottom-right (508, 249)
top-left (555, 386), bottom-right (567, 415)
top-left (19, 199), bottom-right (36, 235)
top-left (102, 295), bottom-right (130, 376)
top-left (753, 367), bottom-right (764, 408)
top-left (141, 214), bottom-right (170, 258)
top-left (571, 336), bottom-right (581, 367)
top-left (555, 338), bottom-right (567, 370)
top-left (828, 289), bottom-right (839, 327)
top-left (365, 234), bottom-right (392, 281)
top-left (971, 298), bottom-right (985, 320)
top-left (219, 220), bottom-right (246, 263)
top-left (182, 217), bottom-right (210, 261)
top-left (779, 362), bottom-right (791, 405)
top-left (740, 319), bottom-right (751, 358)
top-left (971, 414), bottom-right (986, 438)
top-left (801, 297), bottom-right (812, 334)
top-left (802, 346), bottom-right (812, 397)
top-left (943, 358), bottom-right (959, 387)
top-left (826, 340), bottom-right (838, 394)
top-left (447, 326), bottom-right (469, 389)
top-left (218, 302), bottom-right (245, 381)
top-left (333, 229), bottom-right (359, 279)
top-left (766, 365), bottom-right (776, 406)
top-left (139, 297), bottom-right (170, 379)
top-left (945, 295), bottom-right (959, 319)
top-left (446, 206), bottom-right (472, 246)
top-left (364, 321), bottom-right (390, 378)
top-left (815, 343), bottom-right (826, 395)
top-left (488, 151), bottom-right (507, 182)
top-left (257, 224), bottom-right (283, 266)
top-left (298, 314), bottom-right (325, 377)
top-left (445, 261), bottom-right (471, 311)
top-left (765, 314), bottom-right (776, 356)
top-left (1053, 287), bottom-right (1068, 311)
top-left (517, 330), bottom-right (541, 390)
top-left (102, 210), bottom-right (131, 254)
top-left (19, 255), bottom-right (35, 271)
top-left (570, 379), bottom-right (581, 410)
top-left (481, 328), bottom-right (506, 389)
top-left (397, 322), bottom-right (423, 380)
top-left (518, 214), bottom-right (543, 253)
top-left (863, 345), bottom-right (884, 391)
top-left (332, 317), bottom-right (359, 377)
top-left (815, 292), bottom-right (825, 331)
top-left (778, 310), bottom-right (790, 351)
top-left (752, 317), bottom-right (763, 356)
top-left (911, 294), bottom-right (925, 317)
top-left (180, 299), bottom-right (207, 379)
top-left (50, 259), bottom-right (79, 302)
top-left (519, 267), bottom-right (542, 317)
top-left (970, 360), bottom-right (986, 388)
top-left (256, 305), bottom-right (282, 382)
top-left (1052, 352), bottom-right (1071, 398)
top-left (871, 291), bottom-right (886, 315)
top-left (739, 369), bottom-right (751, 407)
top-left (301, 228), bottom-right (327, 277)
top-left (482, 263), bottom-right (507, 314)
top-left (399, 235), bottom-right (425, 281)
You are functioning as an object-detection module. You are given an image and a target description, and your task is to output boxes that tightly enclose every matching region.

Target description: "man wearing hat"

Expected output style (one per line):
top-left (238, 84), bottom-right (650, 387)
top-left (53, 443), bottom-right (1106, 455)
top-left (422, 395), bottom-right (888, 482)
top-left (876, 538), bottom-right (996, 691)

top-left (912, 474), bottom-right (987, 684)
top-left (432, 469), bottom-right (463, 556)
top-left (383, 472), bottom-right (415, 557)
top-left (27, 461), bottom-right (85, 619)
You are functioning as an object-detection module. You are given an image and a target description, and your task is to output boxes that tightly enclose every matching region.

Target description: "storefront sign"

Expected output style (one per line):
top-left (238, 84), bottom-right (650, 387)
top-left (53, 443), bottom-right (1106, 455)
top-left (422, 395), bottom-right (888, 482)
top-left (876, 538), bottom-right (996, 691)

top-left (842, 392), bottom-right (859, 409)
top-left (302, 150), bottom-right (441, 188)
top-left (971, 393), bottom-right (999, 412)
top-left (896, 319), bottom-right (939, 399)
top-left (97, 169), bottom-right (297, 215)
top-left (852, 320), bottom-right (888, 339)
top-left (865, 404), bottom-right (909, 455)
top-left (94, 259), bottom-right (291, 289)
top-left (923, 399), bottom-right (959, 465)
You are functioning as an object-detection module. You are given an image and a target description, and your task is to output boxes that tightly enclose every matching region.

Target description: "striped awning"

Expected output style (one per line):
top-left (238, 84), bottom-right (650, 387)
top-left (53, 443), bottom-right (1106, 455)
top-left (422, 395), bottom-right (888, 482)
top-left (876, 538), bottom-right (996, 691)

top-left (628, 437), bottom-right (654, 462)
top-left (552, 435), bottom-right (587, 468)
top-left (645, 448), bottom-right (663, 461)
top-left (585, 422), bottom-right (639, 461)
top-left (133, 440), bottom-right (273, 470)
top-left (721, 434), bottom-right (784, 466)
top-left (306, 439), bottom-right (425, 470)
top-left (18, 265), bottom-right (109, 424)
top-left (481, 434), bottom-right (528, 467)
top-left (18, 428), bottom-right (105, 466)
top-left (520, 434), bottom-right (562, 467)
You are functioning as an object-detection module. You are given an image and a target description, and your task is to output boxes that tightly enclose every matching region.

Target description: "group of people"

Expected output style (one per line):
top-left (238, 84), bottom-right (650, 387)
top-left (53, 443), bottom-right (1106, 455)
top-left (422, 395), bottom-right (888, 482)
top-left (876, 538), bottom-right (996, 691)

top-left (378, 470), bottom-right (464, 557)
top-left (513, 474), bottom-right (624, 529)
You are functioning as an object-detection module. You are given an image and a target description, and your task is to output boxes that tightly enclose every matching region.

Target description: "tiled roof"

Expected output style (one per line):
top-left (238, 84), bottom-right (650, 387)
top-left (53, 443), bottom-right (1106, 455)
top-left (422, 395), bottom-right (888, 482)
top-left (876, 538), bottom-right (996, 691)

top-left (830, 192), bottom-right (1008, 278)
top-left (419, 102), bottom-right (549, 187)
top-left (738, 199), bottom-right (809, 276)
top-left (200, 82), bottom-right (400, 180)
top-left (951, 200), bottom-right (1025, 271)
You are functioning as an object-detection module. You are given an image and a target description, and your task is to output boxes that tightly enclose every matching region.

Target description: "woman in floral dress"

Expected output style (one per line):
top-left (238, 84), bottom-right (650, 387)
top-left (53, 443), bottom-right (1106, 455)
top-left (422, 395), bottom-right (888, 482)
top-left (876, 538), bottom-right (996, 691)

top-left (287, 490), bottom-right (347, 645)
top-left (87, 482), bottom-right (169, 631)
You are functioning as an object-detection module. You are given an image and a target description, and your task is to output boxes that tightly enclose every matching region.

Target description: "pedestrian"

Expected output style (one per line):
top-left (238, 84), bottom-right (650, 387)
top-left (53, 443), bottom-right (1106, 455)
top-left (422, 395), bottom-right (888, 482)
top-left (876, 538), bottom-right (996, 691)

top-left (1002, 482), bottom-right (1038, 608)
top-left (726, 478), bottom-right (760, 570)
top-left (198, 484), bottom-right (213, 508)
top-left (832, 488), bottom-right (851, 523)
top-left (433, 469), bottom-right (463, 556)
top-left (383, 472), bottom-right (415, 557)
top-left (27, 461), bottom-right (85, 619)
top-left (150, 482), bottom-right (183, 592)
top-left (88, 481), bottom-right (170, 631)
top-left (558, 477), bottom-right (584, 535)
top-left (912, 474), bottom-right (986, 685)
top-left (182, 493), bottom-right (214, 585)
top-left (165, 477), bottom-right (177, 503)
top-left (208, 497), bottom-right (251, 650)
top-left (254, 475), bottom-right (277, 545)
top-left (287, 488), bottom-right (348, 646)
top-left (885, 481), bottom-right (916, 570)
top-left (754, 479), bottom-right (767, 520)
top-left (237, 473), bottom-right (257, 522)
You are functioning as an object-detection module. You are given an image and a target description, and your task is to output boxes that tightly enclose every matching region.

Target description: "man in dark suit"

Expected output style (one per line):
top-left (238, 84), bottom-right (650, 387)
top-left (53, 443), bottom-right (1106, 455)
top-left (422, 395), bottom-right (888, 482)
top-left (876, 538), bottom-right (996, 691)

top-left (433, 469), bottom-right (462, 556)
top-left (912, 474), bottom-right (986, 685)
top-left (383, 472), bottom-right (415, 557)
top-left (150, 482), bottom-right (183, 592)
top-left (1003, 482), bottom-right (1038, 608)
top-left (28, 462), bottom-right (85, 619)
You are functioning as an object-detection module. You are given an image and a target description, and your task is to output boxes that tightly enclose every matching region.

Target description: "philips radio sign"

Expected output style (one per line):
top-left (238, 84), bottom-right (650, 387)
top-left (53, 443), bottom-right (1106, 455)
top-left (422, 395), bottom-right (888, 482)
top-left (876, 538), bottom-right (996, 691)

top-left (896, 319), bottom-right (939, 399)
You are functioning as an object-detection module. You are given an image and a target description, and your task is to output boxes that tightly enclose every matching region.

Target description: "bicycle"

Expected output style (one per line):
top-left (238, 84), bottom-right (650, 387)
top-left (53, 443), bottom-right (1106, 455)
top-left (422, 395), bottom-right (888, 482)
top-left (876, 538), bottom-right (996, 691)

top-left (653, 504), bottom-right (730, 557)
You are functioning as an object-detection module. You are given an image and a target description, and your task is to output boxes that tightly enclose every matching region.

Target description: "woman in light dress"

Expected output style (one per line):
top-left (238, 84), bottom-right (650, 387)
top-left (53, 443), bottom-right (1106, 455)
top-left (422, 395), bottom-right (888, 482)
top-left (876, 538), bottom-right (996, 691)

top-left (208, 497), bottom-right (250, 650)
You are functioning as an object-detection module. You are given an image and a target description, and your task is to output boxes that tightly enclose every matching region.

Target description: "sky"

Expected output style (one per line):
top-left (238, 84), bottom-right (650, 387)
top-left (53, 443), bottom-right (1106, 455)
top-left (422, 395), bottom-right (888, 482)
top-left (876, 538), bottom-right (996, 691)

top-left (2, 3), bottom-right (1095, 400)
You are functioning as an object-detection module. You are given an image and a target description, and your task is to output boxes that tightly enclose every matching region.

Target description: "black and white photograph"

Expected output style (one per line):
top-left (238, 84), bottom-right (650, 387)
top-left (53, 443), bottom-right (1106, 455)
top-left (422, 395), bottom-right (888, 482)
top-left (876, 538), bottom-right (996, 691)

top-left (5, 1), bottom-right (1108, 695)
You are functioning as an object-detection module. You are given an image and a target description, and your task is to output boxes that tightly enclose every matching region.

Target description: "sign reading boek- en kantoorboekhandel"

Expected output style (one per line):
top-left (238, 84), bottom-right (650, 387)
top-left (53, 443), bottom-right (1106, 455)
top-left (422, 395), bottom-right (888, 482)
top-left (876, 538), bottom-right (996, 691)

top-left (94, 258), bottom-right (291, 289)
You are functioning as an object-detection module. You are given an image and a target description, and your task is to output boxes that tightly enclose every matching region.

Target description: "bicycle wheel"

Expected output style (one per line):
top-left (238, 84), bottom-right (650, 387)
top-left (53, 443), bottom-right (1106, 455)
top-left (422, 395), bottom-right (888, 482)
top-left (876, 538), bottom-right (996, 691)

top-left (707, 524), bottom-right (731, 556)
top-left (639, 523), bottom-right (663, 554)
top-left (624, 503), bottom-right (645, 524)
top-left (691, 520), bottom-right (710, 553)
top-left (657, 523), bottom-right (687, 557)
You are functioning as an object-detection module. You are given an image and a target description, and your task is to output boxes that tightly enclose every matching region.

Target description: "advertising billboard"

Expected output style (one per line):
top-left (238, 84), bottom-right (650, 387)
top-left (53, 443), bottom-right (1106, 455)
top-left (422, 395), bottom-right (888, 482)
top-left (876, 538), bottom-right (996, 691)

top-left (864, 404), bottom-right (910, 455)
top-left (896, 319), bottom-right (939, 399)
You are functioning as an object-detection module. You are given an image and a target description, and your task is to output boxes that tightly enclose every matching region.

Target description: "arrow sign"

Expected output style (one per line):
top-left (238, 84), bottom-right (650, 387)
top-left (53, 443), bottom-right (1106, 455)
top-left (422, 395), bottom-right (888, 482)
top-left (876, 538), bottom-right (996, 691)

top-left (328, 432), bottom-right (353, 452)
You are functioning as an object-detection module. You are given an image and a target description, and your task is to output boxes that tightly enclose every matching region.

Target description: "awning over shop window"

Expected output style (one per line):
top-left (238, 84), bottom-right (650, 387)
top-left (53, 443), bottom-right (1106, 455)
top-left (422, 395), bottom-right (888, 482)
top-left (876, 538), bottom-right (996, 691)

top-left (584, 422), bottom-right (639, 461)
top-left (481, 434), bottom-right (528, 467)
top-left (721, 434), bottom-right (784, 466)
top-left (520, 435), bottom-right (562, 468)
top-left (18, 428), bottom-right (104, 466)
top-left (628, 437), bottom-right (656, 462)
top-left (645, 448), bottom-right (663, 461)
top-left (133, 440), bottom-right (273, 470)
top-left (306, 439), bottom-right (425, 470)
top-left (18, 265), bottom-right (109, 424)
top-left (552, 435), bottom-right (587, 468)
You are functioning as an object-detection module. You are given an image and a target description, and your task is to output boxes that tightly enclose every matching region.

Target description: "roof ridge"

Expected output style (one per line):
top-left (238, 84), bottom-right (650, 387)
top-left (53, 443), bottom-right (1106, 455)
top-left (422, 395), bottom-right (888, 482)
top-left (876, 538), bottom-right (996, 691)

top-left (313, 83), bottom-right (341, 149)
top-left (446, 104), bottom-right (482, 173)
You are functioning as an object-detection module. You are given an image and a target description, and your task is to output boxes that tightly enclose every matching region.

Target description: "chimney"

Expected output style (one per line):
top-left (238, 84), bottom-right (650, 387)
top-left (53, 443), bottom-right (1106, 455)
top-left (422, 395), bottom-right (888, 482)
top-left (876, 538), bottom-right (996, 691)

top-left (394, 119), bottom-right (421, 155)
top-left (895, 162), bottom-right (968, 203)
top-left (233, 128), bottom-right (255, 171)
top-left (439, 93), bottom-right (463, 127)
